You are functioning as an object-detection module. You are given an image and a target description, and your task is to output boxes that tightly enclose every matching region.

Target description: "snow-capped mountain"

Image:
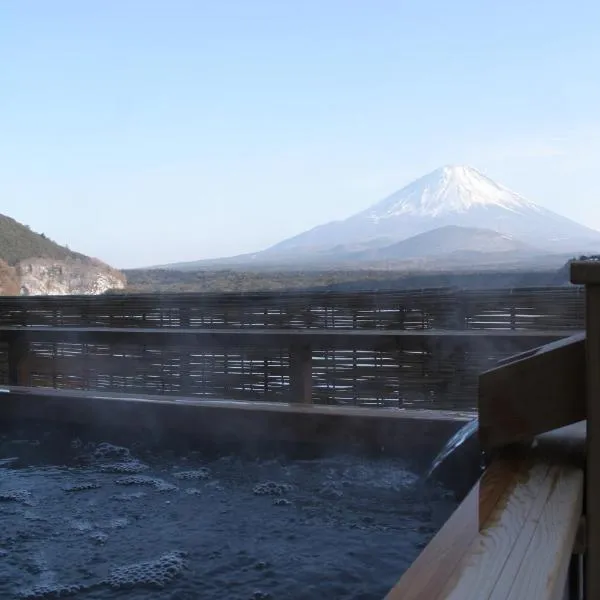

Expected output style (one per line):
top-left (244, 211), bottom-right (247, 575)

top-left (265, 165), bottom-right (600, 257)
top-left (157, 165), bottom-right (600, 271)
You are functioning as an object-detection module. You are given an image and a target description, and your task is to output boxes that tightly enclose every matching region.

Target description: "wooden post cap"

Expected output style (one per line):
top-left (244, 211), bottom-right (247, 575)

top-left (571, 259), bottom-right (600, 285)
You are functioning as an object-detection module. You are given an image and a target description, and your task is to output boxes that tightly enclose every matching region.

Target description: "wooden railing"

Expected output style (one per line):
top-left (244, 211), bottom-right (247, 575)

top-left (0, 325), bottom-right (575, 410)
top-left (0, 286), bottom-right (593, 596)
top-left (389, 263), bottom-right (599, 599)
top-left (0, 288), bottom-right (582, 409)
top-left (0, 286), bottom-right (584, 331)
top-left (385, 459), bottom-right (583, 599)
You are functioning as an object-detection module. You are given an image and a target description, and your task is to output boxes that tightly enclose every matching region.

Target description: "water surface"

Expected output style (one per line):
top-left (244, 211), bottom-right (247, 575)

top-left (0, 426), bottom-right (457, 599)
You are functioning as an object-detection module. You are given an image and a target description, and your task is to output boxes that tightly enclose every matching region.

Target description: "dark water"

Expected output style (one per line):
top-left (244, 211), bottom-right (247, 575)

top-left (0, 427), bottom-right (457, 600)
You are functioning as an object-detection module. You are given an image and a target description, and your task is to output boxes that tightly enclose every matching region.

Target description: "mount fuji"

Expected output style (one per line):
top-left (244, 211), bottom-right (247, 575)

top-left (264, 165), bottom-right (600, 259)
top-left (161, 165), bottom-right (600, 270)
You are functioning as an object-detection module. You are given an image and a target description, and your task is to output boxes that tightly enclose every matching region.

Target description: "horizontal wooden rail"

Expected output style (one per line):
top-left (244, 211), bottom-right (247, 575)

top-left (0, 326), bottom-right (578, 407)
top-left (0, 326), bottom-right (577, 349)
top-left (0, 385), bottom-right (474, 468)
top-left (385, 459), bottom-right (583, 600)
top-left (0, 287), bottom-right (585, 332)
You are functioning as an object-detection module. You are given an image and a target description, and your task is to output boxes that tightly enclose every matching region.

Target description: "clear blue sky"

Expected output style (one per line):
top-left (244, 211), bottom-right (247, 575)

top-left (1, 1), bottom-right (599, 268)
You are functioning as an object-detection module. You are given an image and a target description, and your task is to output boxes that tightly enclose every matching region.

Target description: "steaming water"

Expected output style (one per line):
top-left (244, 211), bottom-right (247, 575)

top-left (426, 418), bottom-right (479, 479)
top-left (0, 426), bottom-right (457, 600)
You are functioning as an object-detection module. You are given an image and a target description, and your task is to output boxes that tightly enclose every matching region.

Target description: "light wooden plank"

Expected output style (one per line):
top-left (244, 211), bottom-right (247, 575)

top-left (435, 462), bottom-right (551, 600)
top-left (504, 466), bottom-right (583, 600)
top-left (384, 460), bottom-right (528, 600)
top-left (485, 465), bottom-right (561, 600)
top-left (534, 421), bottom-right (586, 468)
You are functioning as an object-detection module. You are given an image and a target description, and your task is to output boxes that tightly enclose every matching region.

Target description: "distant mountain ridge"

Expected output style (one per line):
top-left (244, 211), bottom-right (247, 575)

top-left (159, 165), bottom-right (600, 271)
top-left (342, 225), bottom-right (538, 261)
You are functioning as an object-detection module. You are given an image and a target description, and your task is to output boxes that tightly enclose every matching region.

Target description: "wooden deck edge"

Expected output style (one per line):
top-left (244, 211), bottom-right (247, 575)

top-left (384, 459), bottom-right (523, 600)
top-left (385, 460), bottom-right (584, 600)
top-left (0, 385), bottom-right (474, 422)
top-left (0, 386), bottom-right (477, 477)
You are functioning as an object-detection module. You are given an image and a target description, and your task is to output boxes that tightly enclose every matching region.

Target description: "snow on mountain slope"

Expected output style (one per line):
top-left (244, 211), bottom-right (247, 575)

top-left (365, 165), bottom-right (540, 219)
top-left (266, 165), bottom-right (600, 256)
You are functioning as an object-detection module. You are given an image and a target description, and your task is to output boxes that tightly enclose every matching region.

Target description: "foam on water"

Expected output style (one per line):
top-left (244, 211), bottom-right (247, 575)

top-left (0, 489), bottom-right (33, 504)
top-left (172, 468), bottom-right (211, 480)
top-left (252, 481), bottom-right (294, 496)
top-left (106, 551), bottom-right (188, 589)
top-left (1, 425), bottom-right (458, 599)
top-left (98, 461), bottom-right (149, 474)
top-left (62, 482), bottom-right (102, 493)
top-left (114, 475), bottom-right (178, 492)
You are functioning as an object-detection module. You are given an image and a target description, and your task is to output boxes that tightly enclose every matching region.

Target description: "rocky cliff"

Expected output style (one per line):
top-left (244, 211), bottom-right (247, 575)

top-left (0, 213), bottom-right (126, 296)
top-left (16, 258), bottom-right (126, 296)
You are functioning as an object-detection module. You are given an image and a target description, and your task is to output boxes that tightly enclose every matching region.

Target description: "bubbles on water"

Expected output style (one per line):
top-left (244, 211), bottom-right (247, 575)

top-left (205, 481), bottom-right (224, 492)
top-left (62, 482), bottom-right (101, 493)
top-left (0, 489), bottom-right (33, 504)
top-left (319, 460), bottom-right (420, 492)
top-left (253, 481), bottom-right (294, 496)
top-left (273, 498), bottom-right (292, 507)
top-left (68, 519), bottom-right (93, 533)
top-left (109, 517), bottom-right (129, 529)
top-left (114, 475), bottom-right (177, 492)
top-left (318, 481), bottom-right (343, 498)
top-left (250, 591), bottom-right (273, 599)
top-left (106, 550), bottom-right (188, 589)
top-left (90, 531), bottom-right (108, 544)
top-left (92, 443), bottom-right (131, 461)
top-left (16, 583), bottom-right (86, 599)
top-left (173, 468), bottom-right (211, 480)
top-left (110, 491), bottom-right (147, 502)
top-left (99, 460), bottom-right (149, 474)
top-left (1, 427), bottom-right (459, 600)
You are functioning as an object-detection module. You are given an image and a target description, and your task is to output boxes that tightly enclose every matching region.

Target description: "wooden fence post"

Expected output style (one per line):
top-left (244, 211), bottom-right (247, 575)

top-left (7, 334), bottom-right (29, 386)
top-left (571, 260), bottom-right (600, 599)
top-left (289, 343), bottom-right (312, 403)
top-left (179, 306), bottom-right (193, 395)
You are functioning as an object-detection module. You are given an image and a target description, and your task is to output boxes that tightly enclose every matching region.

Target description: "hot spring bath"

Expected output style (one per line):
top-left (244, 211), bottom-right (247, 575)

top-left (0, 390), bottom-right (479, 599)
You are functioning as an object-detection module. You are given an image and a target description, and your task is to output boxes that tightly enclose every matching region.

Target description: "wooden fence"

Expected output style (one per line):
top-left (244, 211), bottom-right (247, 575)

top-left (0, 287), bottom-right (585, 330)
top-left (0, 287), bottom-right (585, 411)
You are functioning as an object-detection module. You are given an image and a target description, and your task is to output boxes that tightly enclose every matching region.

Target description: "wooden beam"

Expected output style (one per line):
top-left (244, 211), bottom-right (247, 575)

top-left (289, 343), bottom-right (312, 403)
top-left (479, 333), bottom-right (586, 451)
top-left (0, 385), bottom-right (469, 462)
top-left (571, 260), bottom-right (600, 285)
top-left (571, 259), bottom-right (600, 600)
top-left (0, 325), bottom-right (574, 352)
top-left (584, 284), bottom-right (600, 599)
top-left (7, 336), bottom-right (29, 386)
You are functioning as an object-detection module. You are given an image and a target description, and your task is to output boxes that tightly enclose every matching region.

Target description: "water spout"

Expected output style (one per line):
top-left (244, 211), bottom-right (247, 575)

top-left (426, 417), bottom-right (479, 480)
